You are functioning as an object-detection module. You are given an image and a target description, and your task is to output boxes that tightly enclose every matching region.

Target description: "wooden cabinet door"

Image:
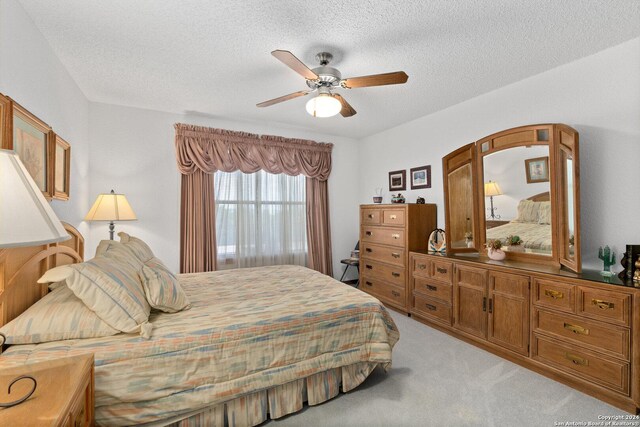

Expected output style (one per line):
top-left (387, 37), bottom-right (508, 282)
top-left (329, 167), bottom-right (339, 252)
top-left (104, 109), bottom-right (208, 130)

top-left (487, 271), bottom-right (530, 355)
top-left (453, 264), bottom-right (488, 339)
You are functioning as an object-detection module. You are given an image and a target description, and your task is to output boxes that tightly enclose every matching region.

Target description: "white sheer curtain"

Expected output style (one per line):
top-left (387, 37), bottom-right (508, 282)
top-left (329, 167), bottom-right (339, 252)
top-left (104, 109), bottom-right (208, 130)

top-left (215, 170), bottom-right (307, 270)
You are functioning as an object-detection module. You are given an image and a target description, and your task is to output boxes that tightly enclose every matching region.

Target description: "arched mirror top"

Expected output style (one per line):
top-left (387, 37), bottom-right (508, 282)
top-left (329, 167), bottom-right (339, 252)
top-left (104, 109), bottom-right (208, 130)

top-left (442, 123), bottom-right (581, 273)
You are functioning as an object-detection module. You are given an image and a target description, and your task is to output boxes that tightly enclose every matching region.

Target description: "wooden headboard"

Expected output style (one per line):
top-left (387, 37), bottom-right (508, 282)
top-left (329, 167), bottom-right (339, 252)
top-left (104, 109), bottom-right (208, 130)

top-left (528, 191), bottom-right (550, 202)
top-left (0, 222), bottom-right (84, 327)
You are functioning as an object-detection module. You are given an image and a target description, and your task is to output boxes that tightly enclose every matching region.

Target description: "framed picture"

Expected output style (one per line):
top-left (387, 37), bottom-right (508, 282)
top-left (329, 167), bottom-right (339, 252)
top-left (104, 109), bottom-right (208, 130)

top-left (525, 156), bottom-right (549, 184)
top-left (11, 102), bottom-right (53, 198)
top-left (52, 134), bottom-right (71, 200)
top-left (388, 169), bottom-right (406, 191)
top-left (410, 165), bottom-right (431, 189)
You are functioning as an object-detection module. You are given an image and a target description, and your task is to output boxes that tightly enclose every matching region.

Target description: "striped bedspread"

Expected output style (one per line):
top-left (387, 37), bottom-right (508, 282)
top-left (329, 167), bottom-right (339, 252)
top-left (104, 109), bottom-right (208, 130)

top-left (1, 265), bottom-right (399, 425)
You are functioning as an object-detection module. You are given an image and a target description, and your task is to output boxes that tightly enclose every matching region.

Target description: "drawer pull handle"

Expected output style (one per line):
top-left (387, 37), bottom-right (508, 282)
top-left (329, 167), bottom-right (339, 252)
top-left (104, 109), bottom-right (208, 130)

top-left (365, 231), bottom-right (372, 236)
top-left (563, 322), bottom-right (590, 336)
top-left (365, 248), bottom-right (372, 253)
top-left (392, 233), bottom-right (400, 239)
top-left (544, 289), bottom-right (564, 300)
top-left (391, 272), bottom-right (400, 277)
top-left (366, 265), bottom-right (373, 270)
top-left (426, 285), bottom-right (437, 291)
top-left (391, 290), bottom-right (401, 297)
top-left (436, 267), bottom-right (448, 274)
top-left (368, 214), bottom-right (374, 219)
top-left (425, 303), bottom-right (437, 311)
top-left (389, 214), bottom-right (397, 219)
top-left (365, 281), bottom-right (373, 286)
top-left (592, 299), bottom-right (614, 310)
top-left (392, 252), bottom-right (400, 258)
top-left (418, 264), bottom-right (427, 270)
top-left (564, 352), bottom-right (589, 366)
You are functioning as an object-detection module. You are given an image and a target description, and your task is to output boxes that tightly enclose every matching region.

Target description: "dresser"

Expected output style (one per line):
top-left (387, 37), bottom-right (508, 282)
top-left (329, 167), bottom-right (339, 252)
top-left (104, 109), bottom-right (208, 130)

top-left (359, 204), bottom-right (436, 313)
top-left (409, 251), bottom-right (640, 413)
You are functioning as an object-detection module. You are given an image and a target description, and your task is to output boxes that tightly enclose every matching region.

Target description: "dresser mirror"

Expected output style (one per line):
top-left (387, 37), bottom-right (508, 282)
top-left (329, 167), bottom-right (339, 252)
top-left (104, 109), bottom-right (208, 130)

top-left (442, 124), bottom-right (581, 272)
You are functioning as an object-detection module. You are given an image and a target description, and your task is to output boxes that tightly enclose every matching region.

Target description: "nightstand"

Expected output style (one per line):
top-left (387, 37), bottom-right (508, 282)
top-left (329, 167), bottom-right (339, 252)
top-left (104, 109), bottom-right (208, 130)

top-left (485, 219), bottom-right (510, 229)
top-left (0, 354), bottom-right (94, 426)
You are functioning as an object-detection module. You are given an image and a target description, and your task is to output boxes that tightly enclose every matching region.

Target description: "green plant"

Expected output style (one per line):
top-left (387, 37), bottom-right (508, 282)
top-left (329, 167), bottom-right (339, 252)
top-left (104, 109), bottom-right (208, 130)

top-left (507, 235), bottom-right (522, 246)
top-left (486, 239), bottom-right (502, 251)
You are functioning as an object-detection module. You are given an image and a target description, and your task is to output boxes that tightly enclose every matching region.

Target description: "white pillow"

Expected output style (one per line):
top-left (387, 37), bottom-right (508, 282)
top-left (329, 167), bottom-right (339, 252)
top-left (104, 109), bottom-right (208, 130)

top-left (37, 264), bottom-right (74, 284)
top-left (538, 201), bottom-right (552, 225)
top-left (514, 199), bottom-right (539, 223)
top-left (139, 259), bottom-right (191, 313)
top-left (0, 286), bottom-right (118, 344)
top-left (67, 256), bottom-right (152, 338)
top-left (118, 232), bottom-right (155, 262)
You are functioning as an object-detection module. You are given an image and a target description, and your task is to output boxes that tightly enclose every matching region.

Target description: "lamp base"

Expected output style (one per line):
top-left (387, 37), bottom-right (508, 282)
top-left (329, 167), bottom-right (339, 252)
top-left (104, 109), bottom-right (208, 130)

top-left (109, 221), bottom-right (115, 240)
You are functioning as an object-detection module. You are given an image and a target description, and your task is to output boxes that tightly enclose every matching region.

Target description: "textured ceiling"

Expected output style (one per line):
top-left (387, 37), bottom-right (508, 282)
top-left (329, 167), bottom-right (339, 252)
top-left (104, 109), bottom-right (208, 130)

top-left (16, 0), bottom-right (640, 138)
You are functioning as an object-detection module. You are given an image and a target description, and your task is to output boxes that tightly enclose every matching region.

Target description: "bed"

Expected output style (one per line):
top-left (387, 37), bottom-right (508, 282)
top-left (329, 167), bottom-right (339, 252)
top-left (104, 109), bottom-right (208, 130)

top-left (0, 224), bottom-right (399, 426)
top-left (485, 192), bottom-right (553, 253)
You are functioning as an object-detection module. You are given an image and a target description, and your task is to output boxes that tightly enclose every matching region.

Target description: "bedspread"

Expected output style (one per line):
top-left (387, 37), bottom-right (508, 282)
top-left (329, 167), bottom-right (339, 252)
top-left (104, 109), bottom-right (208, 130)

top-left (0, 265), bottom-right (399, 425)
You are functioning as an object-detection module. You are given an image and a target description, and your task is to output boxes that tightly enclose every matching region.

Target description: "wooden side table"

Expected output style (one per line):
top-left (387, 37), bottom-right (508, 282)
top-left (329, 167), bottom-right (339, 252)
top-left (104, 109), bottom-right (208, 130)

top-left (0, 354), bottom-right (94, 426)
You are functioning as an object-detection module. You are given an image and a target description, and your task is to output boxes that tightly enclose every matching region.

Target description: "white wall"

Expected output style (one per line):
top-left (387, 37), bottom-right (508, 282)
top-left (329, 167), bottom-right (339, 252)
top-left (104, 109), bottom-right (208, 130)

top-left (88, 103), bottom-right (360, 277)
top-left (0, 0), bottom-right (91, 249)
top-left (358, 37), bottom-right (640, 271)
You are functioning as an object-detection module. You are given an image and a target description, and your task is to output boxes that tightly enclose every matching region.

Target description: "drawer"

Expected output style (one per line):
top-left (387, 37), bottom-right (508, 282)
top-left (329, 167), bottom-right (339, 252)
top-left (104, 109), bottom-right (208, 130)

top-left (578, 287), bottom-right (630, 327)
top-left (430, 260), bottom-right (453, 284)
top-left (533, 336), bottom-right (629, 395)
top-left (361, 260), bottom-right (405, 286)
top-left (413, 276), bottom-right (452, 303)
top-left (361, 209), bottom-right (381, 225)
top-left (411, 255), bottom-right (430, 278)
top-left (534, 309), bottom-right (629, 361)
top-left (533, 279), bottom-right (575, 313)
top-left (413, 294), bottom-right (452, 325)
top-left (361, 226), bottom-right (405, 248)
top-left (361, 277), bottom-right (405, 307)
top-left (361, 242), bottom-right (405, 267)
top-left (382, 209), bottom-right (405, 226)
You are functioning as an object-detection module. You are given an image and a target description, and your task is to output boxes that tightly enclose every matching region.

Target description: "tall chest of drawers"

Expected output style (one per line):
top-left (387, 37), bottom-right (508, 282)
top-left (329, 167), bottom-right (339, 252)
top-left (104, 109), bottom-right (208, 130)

top-left (359, 204), bottom-right (436, 313)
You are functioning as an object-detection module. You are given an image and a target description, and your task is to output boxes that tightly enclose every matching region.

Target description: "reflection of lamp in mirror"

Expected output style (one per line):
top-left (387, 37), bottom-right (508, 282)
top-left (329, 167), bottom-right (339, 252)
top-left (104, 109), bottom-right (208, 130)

top-left (484, 181), bottom-right (503, 220)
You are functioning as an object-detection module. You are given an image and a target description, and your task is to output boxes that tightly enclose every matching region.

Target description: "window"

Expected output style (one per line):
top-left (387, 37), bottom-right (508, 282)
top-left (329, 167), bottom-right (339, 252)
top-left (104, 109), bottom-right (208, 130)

top-left (214, 170), bottom-right (307, 269)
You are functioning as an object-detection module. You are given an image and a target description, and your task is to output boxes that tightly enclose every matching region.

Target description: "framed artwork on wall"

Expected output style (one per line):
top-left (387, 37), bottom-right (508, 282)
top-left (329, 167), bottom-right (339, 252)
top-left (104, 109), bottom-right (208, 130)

top-left (11, 102), bottom-right (53, 198)
top-left (52, 134), bottom-right (71, 200)
top-left (410, 165), bottom-right (431, 189)
top-left (525, 156), bottom-right (549, 183)
top-left (388, 169), bottom-right (406, 191)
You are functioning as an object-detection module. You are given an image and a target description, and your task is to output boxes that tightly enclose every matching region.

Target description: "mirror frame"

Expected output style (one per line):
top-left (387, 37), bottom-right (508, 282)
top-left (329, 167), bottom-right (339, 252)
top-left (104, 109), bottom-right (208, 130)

top-left (442, 124), bottom-right (581, 273)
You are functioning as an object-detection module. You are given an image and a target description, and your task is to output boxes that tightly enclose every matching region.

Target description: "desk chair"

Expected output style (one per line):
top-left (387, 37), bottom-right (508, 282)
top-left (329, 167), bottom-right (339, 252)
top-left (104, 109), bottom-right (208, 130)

top-left (339, 242), bottom-right (359, 287)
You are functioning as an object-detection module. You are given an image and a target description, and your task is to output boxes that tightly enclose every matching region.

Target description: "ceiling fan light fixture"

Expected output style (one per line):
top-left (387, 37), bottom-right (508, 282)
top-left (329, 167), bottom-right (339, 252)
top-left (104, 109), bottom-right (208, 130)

top-left (305, 93), bottom-right (341, 118)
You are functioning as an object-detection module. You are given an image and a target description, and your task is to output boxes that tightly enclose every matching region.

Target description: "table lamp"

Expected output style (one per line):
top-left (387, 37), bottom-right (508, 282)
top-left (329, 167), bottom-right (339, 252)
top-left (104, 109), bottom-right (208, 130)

top-left (0, 148), bottom-right (70, 407)
top-left (84, 190), bottom-right (137, 239)
top-left (484, 180), bottom-right (503, 220)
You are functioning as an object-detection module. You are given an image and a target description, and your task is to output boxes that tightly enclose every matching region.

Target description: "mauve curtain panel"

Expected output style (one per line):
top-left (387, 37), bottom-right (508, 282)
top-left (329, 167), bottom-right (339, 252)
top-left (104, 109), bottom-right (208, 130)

top-left (174, 124), bottom-right (334, 275)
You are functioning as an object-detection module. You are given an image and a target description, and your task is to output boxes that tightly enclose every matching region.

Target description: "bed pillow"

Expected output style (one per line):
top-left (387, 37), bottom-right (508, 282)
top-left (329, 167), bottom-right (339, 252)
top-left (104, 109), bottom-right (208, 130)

top-left (118, 232), bottom-right (154, 262)
top-left (0, 286), bottom-right (119, 344)
top-left (139, 261), bottom-right (191, 313)
top-left (37, 264), bottom-right (74, 290)
top-left (538, 201), bottom-right (552, 225)
top-left (514, 199), bottom-right (539, 223)
top-left (67, 256), bottom-right (152, 338)
top-left (95, 239), bottom-right (145, 271)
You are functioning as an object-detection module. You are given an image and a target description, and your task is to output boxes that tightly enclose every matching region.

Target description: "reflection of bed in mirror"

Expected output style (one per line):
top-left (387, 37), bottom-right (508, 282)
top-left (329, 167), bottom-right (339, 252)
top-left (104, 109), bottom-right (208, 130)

top-left (485, 192), bottom-right (552, 254)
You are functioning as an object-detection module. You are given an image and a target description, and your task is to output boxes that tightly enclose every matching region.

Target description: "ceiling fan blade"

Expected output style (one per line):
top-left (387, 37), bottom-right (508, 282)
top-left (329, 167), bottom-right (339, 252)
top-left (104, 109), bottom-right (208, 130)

top-left (334, 93), bottom-right (357, 117)
top-left (256, 90), bottom-right (311, 108)
top-left (271, 50), bottom-right (319, 80)
top-left (342, 71), bottom-right (409, 89)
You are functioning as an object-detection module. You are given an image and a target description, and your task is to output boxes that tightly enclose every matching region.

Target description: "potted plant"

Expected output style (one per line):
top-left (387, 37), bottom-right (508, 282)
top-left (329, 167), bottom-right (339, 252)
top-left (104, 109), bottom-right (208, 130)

top-left (486, 239), bottom-right (506, 260)
top-left (464, 231), bottom-right (474, 248)
top-left (506, 235), bottom-right (524, 252)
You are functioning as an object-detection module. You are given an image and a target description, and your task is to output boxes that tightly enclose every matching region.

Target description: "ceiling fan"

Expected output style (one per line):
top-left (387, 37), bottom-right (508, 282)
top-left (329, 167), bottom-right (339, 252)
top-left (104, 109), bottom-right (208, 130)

top-left (257, 50), bottom-right (409, 118)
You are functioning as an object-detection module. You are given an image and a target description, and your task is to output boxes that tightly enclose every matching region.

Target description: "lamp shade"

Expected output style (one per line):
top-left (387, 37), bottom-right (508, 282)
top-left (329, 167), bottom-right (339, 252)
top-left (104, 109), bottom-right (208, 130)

top-left (84, 190), bottom-right (137, 222)
top-left (484, 181), bottom-right (503, 197)
top-left (0, 149), bottom-right (69, 248)
top-left (305, 94), bottom-right (342, 118)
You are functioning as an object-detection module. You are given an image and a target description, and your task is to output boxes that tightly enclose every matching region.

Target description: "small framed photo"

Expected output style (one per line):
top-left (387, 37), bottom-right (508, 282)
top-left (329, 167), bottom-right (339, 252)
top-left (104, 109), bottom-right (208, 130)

top-left (525, 156), bottom-right (549, 184)
top-left (52, 134), bottom-right (71, 200)
top-left (388, 170), bottom-right (406, 191)
top-left (10, 101), bottom-right (53, 198)
top-left (410, 165), bottom-right (431, 189)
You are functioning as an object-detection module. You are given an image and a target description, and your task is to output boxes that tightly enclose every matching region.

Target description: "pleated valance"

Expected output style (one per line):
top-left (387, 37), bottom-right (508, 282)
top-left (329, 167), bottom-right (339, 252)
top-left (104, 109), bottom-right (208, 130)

top-left (174, 124), bottom-right (333, 181)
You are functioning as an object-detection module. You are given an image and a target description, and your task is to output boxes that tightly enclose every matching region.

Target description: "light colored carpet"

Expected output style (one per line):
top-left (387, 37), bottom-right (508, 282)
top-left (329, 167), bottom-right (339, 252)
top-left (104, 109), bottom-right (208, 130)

top-left (271, 309), bottom-right (629, 426)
